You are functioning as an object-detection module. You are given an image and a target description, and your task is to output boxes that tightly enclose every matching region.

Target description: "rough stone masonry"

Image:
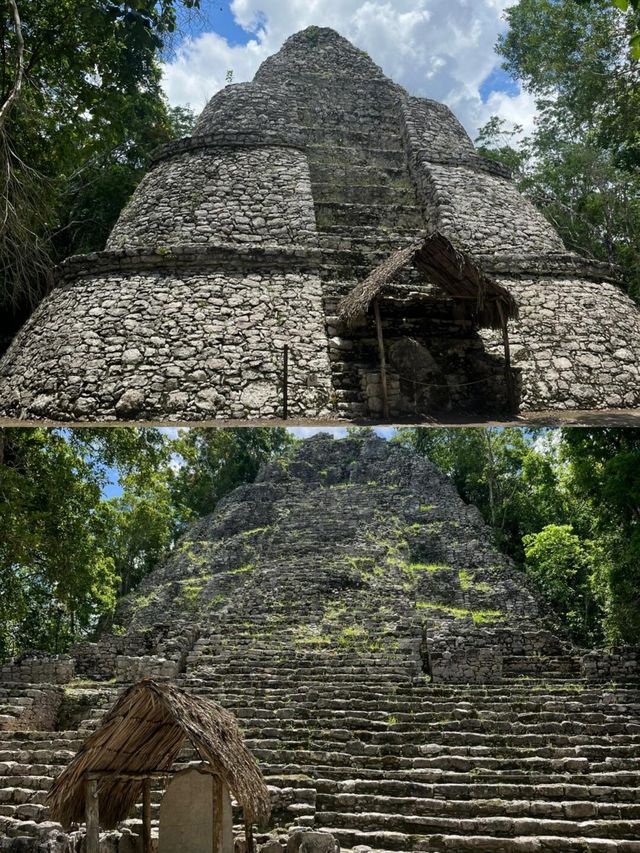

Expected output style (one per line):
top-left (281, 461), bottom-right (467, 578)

top-left (1, 27), bottom-right (640, 422)
top-left (0, 435), bottom-right (639, 853)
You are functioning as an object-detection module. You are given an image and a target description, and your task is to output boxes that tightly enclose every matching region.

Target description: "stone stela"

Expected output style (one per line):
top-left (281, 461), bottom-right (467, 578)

top-left (158, 769), bottom-right (233, 853)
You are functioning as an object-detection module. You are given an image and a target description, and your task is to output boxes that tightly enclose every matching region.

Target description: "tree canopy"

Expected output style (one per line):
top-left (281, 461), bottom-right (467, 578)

top-left (396, 427), bottom-right (638, 646)
top-left (0, 0), bottom-right (199, 352)
top-left (1, 426), bottom-right (638, 660)
top-left (0, 427), bottom-right (288, 659)
top-left (477, 0), bottom-right (640, 299)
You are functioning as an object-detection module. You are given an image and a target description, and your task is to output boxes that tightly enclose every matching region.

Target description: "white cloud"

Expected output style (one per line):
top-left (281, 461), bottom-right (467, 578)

top-left (161, 0), bottom-right (536, 139)
top-left (287, 427), bottom-right (348, 438)
top-left (483, 87), bottom-right (538, 138)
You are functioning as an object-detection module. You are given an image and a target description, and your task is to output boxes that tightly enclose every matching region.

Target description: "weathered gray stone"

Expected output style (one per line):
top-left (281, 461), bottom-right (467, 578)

top-left (158, 769), bottom-right (232, 853)
top-left (1, 435), bottom-right (640, 853)
top-left (1, 28), bottom-right (639, 422)
top-left (298, 833), bottom-right (337, 853)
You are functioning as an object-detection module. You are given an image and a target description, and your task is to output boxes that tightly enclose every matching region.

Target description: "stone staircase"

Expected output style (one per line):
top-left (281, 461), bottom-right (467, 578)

top-left (0, 436), bottom-right (639, 852)
top-left (193, 674), bottom-right (640, 852)
top-left (2, 676), bottom-right (640, 852)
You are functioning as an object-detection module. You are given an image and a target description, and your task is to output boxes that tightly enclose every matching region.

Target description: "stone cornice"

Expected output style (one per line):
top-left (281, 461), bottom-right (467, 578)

top-left (475, 252), bottom-right (621, 284)
top-left (54, 243), bottom-right (622, 288)
top-left (150, 130), bottom-right (306, 167)
top-left (55, 243), bottom-right (323, 284)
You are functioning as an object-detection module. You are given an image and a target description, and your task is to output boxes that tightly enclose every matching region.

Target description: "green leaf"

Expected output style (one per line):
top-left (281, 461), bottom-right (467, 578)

top-left (612, 0), bottom-right (630, 10)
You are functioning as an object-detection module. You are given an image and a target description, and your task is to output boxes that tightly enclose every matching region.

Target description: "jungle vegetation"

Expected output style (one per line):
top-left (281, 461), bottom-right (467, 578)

top-left (1, 426), bottom-right (638, 659)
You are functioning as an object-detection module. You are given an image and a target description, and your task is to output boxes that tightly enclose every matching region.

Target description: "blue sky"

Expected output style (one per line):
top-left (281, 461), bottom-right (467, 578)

top-left (100, 427), bottom-right (397, 499)
top-left (161, 0), bottom-right (536, 140)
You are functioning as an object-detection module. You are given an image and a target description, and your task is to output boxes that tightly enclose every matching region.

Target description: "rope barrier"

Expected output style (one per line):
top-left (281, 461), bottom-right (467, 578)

top-left (391, 371), bottom-right (502, 390)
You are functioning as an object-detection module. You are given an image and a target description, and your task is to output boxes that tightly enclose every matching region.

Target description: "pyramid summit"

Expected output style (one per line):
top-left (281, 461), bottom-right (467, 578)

top-left (1, 435), bottom-right (639, 852)
top-left (1, 29), bottom-right (640, 423)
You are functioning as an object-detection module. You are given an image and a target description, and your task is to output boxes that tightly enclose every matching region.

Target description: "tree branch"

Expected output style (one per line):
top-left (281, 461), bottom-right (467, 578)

top-left (0, 0), bottom-right (24, 130)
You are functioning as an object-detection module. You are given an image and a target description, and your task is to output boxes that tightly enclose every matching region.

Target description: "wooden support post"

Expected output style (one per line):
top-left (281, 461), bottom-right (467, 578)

top-left (85, 778), bottom-right (100, 853)
top-left (373, 299), bottom-right (390, 420)
top-left (497, 302), bottom-right (515, 412)
top-left (244, 817), bottom-right (254, 853)
top-left (282, 344), bottom-right (289, 421)
top-left (142, 777), bottom-right (152, 853)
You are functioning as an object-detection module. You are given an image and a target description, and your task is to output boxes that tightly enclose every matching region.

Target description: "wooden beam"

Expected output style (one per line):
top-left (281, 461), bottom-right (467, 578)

top-left (87, 767), bottom-right (219, 781)
top-left (142, 778), bottom-right (152, 853)
top-left (244, 817), bottom-right (254, 853)
top-left (497, 302), bottom-right (516, 412)
top-left (85, 778), bottom-right (100, 853)
top-left (373, 298), bottom-right (390, 420)
top-left (212, 777), bottom-right (222, 853)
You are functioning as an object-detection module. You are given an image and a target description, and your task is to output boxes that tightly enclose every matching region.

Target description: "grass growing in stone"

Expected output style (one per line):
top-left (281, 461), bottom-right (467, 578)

top-left (337, 624), bottom-right (381, 653)
top-left (459, 569), bottom-right (492, 592)
top-left (416, 602), bottom-right (503, 623)
top-left (293, 624), bottom-right (331, 647)
top-left (227, 563), bottom-right (254, 575)
top-left (411, 562), bottom-right (451, 573)
top-left (241, 526), bottom-right (271, 537)
top-left (324, 604), bottom-right (348, 622)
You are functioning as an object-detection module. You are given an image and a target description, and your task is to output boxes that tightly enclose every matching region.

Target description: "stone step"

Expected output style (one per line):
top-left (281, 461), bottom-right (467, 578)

top-left (239, 723), bottom-right (640, 745)
top-left (314, 201), bottom-right (424, 230)
top-left (185, 682), bottom-right (640, 700)
top-left (306, 143), bottom-right (408, 170)
top-left (198, 699), bottom-right (640, 719)
top-left (249, 745), bottom-right (640, 771)
top-left (310, 182), bottom-right (418, 207)
top-left (303, 127), bottom-right (405, 150)
top-left (310, 764), bottom-right (640, 787)
top-left (229, 706), bottom-right (640, 725)
top-left (318, 778), bottom-right (640, 803)
top-left (320, 825), bottom-right (640, 853)
top-left (321, 810), bottom-right (640, 839)
top-left (189, 657), bottom-right (413, 672)
top-left (316, 792), bottom-right (640, 820)
top-left (309, 161), bottom-right (409, 186)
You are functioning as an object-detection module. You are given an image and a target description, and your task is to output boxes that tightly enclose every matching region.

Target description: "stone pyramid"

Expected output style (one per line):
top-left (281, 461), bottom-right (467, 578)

top-left (1, 434), bottom-right (639, 852)
top-left (1, 28), bottom-right (640, 424)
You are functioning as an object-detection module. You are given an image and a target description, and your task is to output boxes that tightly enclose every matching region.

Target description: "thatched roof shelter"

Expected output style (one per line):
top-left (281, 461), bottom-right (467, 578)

top-left (47, 679), bottom-right (271, 832)
top-left (338, 231), bottom-right (519, 330)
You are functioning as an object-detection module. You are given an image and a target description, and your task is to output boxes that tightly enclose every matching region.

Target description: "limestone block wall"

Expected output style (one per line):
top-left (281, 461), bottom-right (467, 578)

top-left (482, 277), bottom-right (640, 410)
top-left (0, 266), bottom-right (333, 421)
top-left (115, 655), bottom-right (181, 682)
top-left (254, 28), bottom-right (388, 83)
top-left (400, 96), bottom-right (475, 162)
top-left (426, 625), bottom-right (575, 683)
top-left (195, 81), bottom-right (302, 142)
top-left (399, 94), bottom-right (564, 253)
top-left (0, 655), bottom-right (74, 685)
top-left (581, 647), bottom-right (640, 681)
top-left (108, 148), bottom-right (317, 250)
top-left (0, 686), bottom-right (63, 731)
top-left (423, 163), bottom-right (565, 254)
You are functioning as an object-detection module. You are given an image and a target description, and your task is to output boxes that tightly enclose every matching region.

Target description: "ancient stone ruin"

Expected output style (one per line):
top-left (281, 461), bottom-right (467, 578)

top-left (1, 27), bottom-right (640, 423)
top-left (1, 434), bottom-right (639, 852)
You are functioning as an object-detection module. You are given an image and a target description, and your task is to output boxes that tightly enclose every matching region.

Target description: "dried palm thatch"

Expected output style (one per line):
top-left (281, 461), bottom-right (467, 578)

top-left (338, 231), bottom-right (519, 330)
top-left (46, 679), bottom-right (271, 830)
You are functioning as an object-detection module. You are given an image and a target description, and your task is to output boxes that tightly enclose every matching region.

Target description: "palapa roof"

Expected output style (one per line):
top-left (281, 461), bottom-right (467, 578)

top-left (338, 231), bottom-right (519, 330)
top-left (46, 679), bottom-right (271, 830)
